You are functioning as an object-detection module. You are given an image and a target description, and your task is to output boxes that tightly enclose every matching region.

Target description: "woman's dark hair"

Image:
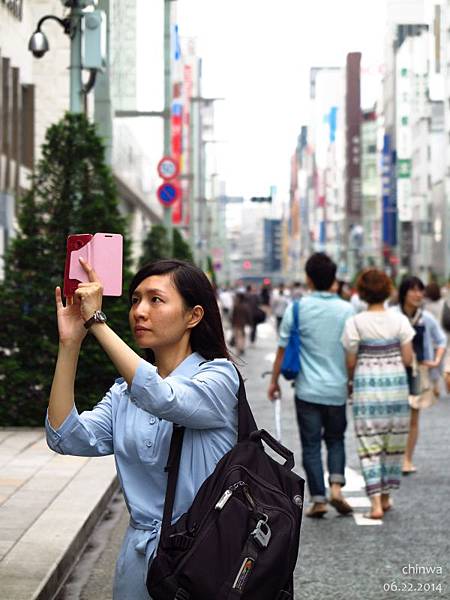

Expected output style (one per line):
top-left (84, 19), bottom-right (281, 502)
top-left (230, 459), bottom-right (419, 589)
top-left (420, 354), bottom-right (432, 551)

top-left (305, 252), bottom-right (337, 291)
top-left (398, 276), bottom-right (425, 313)
top-left (424, 282), bottom-right (441, 302)
top-left (129, 259), bottom-right (230, 363)
top-left (356, 268), bottom-right (392, 304)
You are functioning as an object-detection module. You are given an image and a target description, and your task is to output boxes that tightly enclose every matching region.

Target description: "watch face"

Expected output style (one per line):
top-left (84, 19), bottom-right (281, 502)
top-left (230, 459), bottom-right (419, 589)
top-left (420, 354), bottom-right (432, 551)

top-left (95, 311), bottom-right (107, 323)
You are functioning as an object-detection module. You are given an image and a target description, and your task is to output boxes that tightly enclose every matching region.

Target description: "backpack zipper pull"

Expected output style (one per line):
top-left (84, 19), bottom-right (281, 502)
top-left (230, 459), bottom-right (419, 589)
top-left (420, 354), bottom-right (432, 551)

top-left (243, 484), bottom-right (256, 510)
top-left (215, 489), bottom-right (233, 510)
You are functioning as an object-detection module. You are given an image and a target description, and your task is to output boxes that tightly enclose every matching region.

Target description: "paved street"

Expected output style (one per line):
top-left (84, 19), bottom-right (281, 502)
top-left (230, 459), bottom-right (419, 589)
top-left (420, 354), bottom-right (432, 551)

top-left (61, 318), bottom-right (450, 600)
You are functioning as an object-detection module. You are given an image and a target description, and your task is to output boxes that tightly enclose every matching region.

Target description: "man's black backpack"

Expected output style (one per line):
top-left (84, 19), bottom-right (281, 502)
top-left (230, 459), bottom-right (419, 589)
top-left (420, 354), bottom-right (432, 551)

top-left (147, 369), bottom-right (305, 600)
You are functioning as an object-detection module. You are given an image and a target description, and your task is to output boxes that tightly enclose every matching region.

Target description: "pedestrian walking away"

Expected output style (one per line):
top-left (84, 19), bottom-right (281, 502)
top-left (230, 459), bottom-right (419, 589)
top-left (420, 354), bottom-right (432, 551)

top-left (46, 258), bottom-right (239, 599)
top-left (267, 252), bottom-right (355, 518)
top-left (271, 282), bottom-right (290, 332)
top-left (245, 283), bottom-right (264, 343)
top-left (342, 269), bottom-right (414, 520)
top-left (231, 291), bottom-right (253, 356)
top-left (395, 276), bottom-right (446, 476)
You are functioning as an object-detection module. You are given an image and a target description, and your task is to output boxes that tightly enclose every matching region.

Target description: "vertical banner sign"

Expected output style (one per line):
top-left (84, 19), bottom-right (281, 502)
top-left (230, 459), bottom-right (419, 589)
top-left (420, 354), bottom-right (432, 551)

top-left (171, 22), bottom-right (183, 225)
top-left (182, 64), bottom-right (193, 227)
top-left (345, 53), bottom-right (362, 224)
top-left (395, 44), bottom-right (412, 222)
top-left (382, 134), bottom-right (397, 248)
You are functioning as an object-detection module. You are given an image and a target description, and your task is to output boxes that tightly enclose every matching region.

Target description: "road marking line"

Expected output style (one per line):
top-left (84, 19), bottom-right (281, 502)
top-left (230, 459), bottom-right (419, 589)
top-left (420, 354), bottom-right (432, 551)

top-left (327, 467), bottom-right (382, 525)
top-left (325, 467), bottom-right (365, 493)
top-left (344, 496), bottom-right (371, 508)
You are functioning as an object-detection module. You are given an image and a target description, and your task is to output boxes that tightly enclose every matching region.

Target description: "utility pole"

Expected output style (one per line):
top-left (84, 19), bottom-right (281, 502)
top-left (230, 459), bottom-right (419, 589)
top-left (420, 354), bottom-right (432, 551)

top-left (163, 0), bottom-right (173, 245)
top-left (94, 0), bottom-right (112, 165)
top-left (69, 2), bottom-right (84, 113)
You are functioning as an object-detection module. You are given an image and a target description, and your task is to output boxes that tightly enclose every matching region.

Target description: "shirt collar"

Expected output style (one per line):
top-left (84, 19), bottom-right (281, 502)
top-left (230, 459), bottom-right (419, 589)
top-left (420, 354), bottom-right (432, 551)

top-left (311, 291), bottom-right (337, 298)
top-left (167, 351), bottom-right (205, 377)
top-left (117, 351), bottom-right (205, 389)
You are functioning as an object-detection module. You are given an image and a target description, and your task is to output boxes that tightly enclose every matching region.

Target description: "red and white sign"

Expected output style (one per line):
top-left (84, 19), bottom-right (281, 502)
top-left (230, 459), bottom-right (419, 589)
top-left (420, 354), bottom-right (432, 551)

top-left (157, 156), bottom-right (179, 180)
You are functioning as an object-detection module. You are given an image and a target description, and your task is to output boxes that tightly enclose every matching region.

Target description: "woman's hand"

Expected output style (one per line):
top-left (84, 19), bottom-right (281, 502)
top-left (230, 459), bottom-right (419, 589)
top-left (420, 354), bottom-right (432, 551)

top-left (421, 359), bottom-right (439, 369)
top-left (73, 257), bottom-right (104, 322)
top-left (55, 287), bottom-right (88, 347)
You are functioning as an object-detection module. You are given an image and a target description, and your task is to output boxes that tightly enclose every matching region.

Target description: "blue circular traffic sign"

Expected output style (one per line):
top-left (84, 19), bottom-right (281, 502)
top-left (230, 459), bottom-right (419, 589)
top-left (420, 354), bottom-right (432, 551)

top-left (157, 182), bottom-right (179, 206)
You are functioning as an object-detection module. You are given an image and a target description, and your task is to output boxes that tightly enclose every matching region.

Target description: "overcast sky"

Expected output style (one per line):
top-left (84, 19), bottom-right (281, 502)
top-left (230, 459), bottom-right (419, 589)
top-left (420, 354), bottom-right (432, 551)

top-left (138, 0), bottom-right (388, 202)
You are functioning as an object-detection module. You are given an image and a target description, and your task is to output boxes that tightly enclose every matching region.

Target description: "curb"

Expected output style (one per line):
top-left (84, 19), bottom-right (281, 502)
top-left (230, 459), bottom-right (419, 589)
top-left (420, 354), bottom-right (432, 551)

top-left (35, 476), bottom-right (119, 600)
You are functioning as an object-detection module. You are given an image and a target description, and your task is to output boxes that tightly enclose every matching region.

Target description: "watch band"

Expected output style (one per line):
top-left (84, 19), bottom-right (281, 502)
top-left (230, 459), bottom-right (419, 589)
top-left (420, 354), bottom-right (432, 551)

top-left (84, 310), bottom-right (107, 330)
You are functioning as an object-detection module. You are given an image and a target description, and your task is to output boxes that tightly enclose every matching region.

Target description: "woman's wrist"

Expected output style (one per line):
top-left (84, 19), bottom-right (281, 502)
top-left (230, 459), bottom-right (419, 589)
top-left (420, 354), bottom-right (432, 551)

top-left (58, 340), bottom-right (82, 353)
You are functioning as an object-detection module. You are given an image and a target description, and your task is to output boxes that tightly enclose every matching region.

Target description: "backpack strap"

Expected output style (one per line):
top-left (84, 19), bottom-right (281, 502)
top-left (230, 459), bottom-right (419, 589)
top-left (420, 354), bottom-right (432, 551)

top-left (160, 363), bottom-right (257, 536)
top-left (235, 367), bottom-right (258, 442)
top-left (292, 300), bottom-right (299, 330)
top-left (161, 424), bottom-right (185, 534)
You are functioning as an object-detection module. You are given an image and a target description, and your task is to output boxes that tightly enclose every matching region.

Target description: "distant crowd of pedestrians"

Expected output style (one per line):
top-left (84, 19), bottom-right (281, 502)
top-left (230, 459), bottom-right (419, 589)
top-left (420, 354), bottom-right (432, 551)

top-left (217, 253), bottom-right (449, 521)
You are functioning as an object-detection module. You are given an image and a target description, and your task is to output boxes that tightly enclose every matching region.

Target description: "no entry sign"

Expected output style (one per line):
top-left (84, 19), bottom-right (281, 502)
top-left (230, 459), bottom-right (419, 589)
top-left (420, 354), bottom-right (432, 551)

top-left (157, 182), bottom-right (179, 207)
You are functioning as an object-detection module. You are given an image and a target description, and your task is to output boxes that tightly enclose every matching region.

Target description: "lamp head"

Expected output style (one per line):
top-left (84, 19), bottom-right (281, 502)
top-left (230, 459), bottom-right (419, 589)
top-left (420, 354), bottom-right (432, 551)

top-left (60, 0), bottom-right (97, 6)
top-left (28, 30), bottom-right (49, 58)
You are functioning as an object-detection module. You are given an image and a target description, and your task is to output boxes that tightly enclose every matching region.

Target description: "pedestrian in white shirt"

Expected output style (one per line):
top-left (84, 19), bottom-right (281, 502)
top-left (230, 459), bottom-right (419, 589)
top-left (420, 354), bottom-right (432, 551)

top-left (271, 283), bottom-right (290, 332)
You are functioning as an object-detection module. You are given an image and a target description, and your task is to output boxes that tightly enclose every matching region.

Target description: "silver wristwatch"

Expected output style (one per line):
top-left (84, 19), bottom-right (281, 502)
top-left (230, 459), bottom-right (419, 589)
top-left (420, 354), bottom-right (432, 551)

top-left (84, 310), bottom-right (107, 330)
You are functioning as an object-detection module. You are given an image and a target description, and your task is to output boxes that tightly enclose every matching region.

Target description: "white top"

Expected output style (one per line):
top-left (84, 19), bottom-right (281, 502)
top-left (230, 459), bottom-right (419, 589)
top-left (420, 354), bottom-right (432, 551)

top-left (271, 291), bottom-right (291, 317)
top-left (350, 293), bottom-right (368, 313)
top-left (219, 289), bottom-right (234, 311)
top-left (342, 310), bottom-right (415, 354)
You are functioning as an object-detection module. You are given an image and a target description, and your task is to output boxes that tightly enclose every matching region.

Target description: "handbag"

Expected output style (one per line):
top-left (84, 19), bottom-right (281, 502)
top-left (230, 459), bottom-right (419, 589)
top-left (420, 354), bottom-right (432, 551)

top-left (407, 310), bottom-right (436, 409)
top-left (407, 356), bottom-right (436, 410)
top-left (254, 306), bottom-right (266, 325)
top-left (147, 368), bottom-right (305, 600)
top-left (280, 301), bottom-right (300, 381)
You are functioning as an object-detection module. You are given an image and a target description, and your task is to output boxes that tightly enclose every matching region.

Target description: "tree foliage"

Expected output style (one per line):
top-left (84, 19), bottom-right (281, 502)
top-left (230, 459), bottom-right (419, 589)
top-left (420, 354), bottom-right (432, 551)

top-left (139, 224), bottom-right (194, 266)
top-left (0, 113), bottom-right (136, 425)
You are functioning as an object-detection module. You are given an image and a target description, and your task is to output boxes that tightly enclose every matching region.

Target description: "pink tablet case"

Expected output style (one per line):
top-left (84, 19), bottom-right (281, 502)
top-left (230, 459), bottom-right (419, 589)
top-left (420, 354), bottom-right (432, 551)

top-left (68, 233), bottom-right (123, 296)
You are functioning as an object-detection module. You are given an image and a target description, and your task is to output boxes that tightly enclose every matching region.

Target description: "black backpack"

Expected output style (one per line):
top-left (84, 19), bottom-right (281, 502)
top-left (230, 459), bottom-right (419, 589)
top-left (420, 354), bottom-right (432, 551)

top-left (147, 369), bottom-right (305, 600)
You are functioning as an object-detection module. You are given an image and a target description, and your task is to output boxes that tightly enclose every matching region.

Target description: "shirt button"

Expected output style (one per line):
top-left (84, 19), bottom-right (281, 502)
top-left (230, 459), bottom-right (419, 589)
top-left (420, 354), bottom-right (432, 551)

top-left (145, 440), bottom-right (153, 448)
top-left (149, 417), bottom-right (156, 425)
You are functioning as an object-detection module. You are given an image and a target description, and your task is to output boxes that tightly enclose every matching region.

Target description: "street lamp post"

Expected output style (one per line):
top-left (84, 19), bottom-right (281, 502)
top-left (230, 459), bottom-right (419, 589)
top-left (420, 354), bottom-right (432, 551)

top-left (163, 0), bottom-right (174, 242)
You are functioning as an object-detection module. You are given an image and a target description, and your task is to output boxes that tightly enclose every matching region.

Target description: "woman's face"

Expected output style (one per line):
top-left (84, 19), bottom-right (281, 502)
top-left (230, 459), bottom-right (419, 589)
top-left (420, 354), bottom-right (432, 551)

top-left (129, 274), bottom-right (202, 350)
top-left (405, 286), bottom-right (424, 309)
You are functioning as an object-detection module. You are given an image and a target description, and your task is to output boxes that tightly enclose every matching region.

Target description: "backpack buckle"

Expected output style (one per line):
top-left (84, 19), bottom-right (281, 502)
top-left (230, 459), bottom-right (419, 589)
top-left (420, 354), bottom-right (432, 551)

top-left (250, 516), bottom-right (272, 549)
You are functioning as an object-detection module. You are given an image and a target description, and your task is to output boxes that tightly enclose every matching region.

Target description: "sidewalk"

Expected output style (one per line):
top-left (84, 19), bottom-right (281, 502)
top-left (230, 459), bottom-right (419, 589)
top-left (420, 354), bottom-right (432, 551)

top-left (0, 429), bottom-right (117, 600)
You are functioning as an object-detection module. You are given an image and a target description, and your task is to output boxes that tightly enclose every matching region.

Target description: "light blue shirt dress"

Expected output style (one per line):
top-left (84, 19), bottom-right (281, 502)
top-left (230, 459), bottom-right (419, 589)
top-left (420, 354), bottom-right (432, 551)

top-left (46, 352), bottom-right (239, 599)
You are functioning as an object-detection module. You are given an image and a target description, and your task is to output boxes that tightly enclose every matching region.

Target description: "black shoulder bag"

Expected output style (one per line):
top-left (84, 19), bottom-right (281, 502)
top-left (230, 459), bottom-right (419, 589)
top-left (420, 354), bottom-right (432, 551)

top-left (147, 368), bottom-right (304, 600)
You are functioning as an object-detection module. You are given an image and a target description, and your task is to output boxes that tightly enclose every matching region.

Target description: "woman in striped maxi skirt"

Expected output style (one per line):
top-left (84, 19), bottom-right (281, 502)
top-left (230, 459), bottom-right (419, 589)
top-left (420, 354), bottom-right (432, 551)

top-left (342, 269), bottom-right (414, 519)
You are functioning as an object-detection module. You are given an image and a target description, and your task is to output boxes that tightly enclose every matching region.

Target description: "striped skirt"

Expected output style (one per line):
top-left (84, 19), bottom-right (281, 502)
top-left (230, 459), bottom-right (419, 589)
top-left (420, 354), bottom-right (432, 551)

top-left (353, 339), bottom-right (410, 496)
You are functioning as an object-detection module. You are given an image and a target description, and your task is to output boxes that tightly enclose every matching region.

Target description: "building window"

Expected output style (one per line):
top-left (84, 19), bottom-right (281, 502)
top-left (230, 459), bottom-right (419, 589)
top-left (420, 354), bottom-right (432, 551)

top-left (1, 0), bottom-right (23, 21)
top-left (21, 84), bottom-right (35, 170)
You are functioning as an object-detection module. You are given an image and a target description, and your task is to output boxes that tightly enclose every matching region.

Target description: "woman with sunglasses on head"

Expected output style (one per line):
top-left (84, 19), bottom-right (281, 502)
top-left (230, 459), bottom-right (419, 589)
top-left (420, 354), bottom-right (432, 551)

top-left (46, 258), bottom-right (239, 599)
